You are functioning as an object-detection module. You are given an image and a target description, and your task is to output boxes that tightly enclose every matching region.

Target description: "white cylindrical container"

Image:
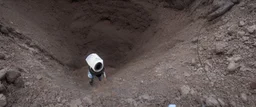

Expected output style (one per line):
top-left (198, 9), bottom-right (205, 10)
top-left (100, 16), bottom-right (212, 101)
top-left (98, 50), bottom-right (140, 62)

top-left (85, 53), bottom-right (104, 72)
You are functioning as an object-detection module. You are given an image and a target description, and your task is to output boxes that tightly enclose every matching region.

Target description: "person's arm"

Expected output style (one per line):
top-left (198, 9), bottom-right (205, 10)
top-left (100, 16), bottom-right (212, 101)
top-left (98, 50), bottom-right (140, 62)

top-left (103, 72), bottom-right (106, 78)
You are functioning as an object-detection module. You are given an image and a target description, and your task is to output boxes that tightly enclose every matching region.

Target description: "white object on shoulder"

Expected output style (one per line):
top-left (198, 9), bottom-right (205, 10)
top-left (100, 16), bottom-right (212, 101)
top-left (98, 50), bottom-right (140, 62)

top-left (86, 53), bottom-right (104, 72)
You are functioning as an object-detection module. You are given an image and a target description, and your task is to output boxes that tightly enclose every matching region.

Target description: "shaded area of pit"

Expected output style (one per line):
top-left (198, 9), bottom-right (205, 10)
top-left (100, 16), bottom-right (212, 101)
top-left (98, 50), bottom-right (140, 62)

top-left (0, 0), bottom-right (153, 69)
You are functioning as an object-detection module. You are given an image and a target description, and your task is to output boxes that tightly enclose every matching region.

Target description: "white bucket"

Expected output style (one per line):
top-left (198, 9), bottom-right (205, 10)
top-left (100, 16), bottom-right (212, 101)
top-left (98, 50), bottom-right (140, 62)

top-left (85, 53), bottom-right (104, 72)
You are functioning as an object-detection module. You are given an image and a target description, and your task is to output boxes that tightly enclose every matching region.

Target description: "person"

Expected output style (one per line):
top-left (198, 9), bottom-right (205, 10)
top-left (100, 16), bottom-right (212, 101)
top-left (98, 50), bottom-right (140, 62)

top-left (86, 53), bottom-right (106, 86)
top-left (88, 66), bottom-right (106, 85)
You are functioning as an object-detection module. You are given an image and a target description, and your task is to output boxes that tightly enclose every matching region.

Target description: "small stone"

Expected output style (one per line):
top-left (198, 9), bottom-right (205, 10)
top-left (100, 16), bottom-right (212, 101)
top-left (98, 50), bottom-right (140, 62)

top-left (205, 96), bottom-right (219, 106)
top-left (61, 99), bottom-right (67, 104)
top-left (24, 82), bottom-right (32, 86)
top-left (237, 30), bottom-right (245, 36)
top-left (239, 64), bottom-right (250, 72)
top-left (229, 100), bottom-right (236, 107)
top-left (6, 70), bottom-right (21, 83)
top-left (238, 21), bottom-right (245, 27)
top-left (57, 97), bottom-right (61, 103)
top-left (217, 98), bottom-right (226, 107)
top-left (126, 98), bottom-right (137, 107)
top-left (69, 99), bottom-right (82, 107)
top-left (36, 75), bottom-right (42, 80)
top-left (191, 58), bottom-right (196, 66)
top-left (180, 85), bottom-right (191, 95)
top-left (227, 55), bottom-right (242, 62)
top-left (184, 72), bottom-right (190, 77)
top-left (250, 82), bottom-right (256, 89)
top-left (140, 80), bottom-right (144, 84)
top-left (240, 93), bottom-right (247, 102)
top-left (0, 83), bottom-right (5, 92)
top-left (190, 89), bottom-right (196, 95)
top-left (139, 94), bottom-right (153, 101)
top-left (0, 68), bottom-right (7, 80)
top-left (0, 94), bottom-right (7, 107)
top-left (191, 38), bottom-right (198, 43)
top-left (0, 27), bottom-right (8, 34)
top-left (83, 96), bottom-right (93, 105)
top-left (242, 36), bottom-right (249, 41)
top-left (214, 42), bottom-right (227, 54)
top-left (227, 61), bottom-right (240, 72)
top-left (247, 25), bottom-right (256, 34)
top-left (17, 67), bottom-right (28, 73)
top-left (227, 30), bottom-right (235, 36)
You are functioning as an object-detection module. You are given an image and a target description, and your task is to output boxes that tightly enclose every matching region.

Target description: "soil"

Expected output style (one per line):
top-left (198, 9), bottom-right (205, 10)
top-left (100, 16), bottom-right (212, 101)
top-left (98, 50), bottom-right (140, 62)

top-left (0, 0), bottom-right (256, 107)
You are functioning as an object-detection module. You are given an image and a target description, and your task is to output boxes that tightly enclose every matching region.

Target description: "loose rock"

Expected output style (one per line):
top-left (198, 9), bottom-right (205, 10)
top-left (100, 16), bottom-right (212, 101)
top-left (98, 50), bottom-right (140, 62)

top-left (227, 55), bottom-right (242, 62)
top-left (217, 98), bottom-right (226, 107)
top-left (83, 96), bottom-right (93, 105)
top-left (6, 70), bottom-right (21, 83)
top-left (205, 96), bottom-right (219, 106)
top-left (191, 38), bottom-right (198, 44)
top-left (247, 25), bottom-right (256, 34)
top-left (69, 99), bottom-right (82, 107)
top-left (237, 30), bottom-right (245, 36)
top-left (242, 36), bottom-right (249, 41)
top-left (207, 1), bottom-right (234, 21)
top-left (0, 26), bottom-right (8, 34)
top-left (0, 94), bottom-right (7, 107)
top-left (126, 98), bottom-right (137, 107)
top-left (180, 85), bottom-right (191, 95)
top-left (214, 42), bottom-right (227, 54)
top-left (0, 68), bottom-right (7, 80)
top-left (191, 58), bottom-right (196, 66)
top-left (227, 61), bottom-right (240, 72)
top-left (229, 100), bottom-right (236, 107)
top-left (139, 94), bottom-right (153, 101)
top-left (238, 21), bottom-right (245, 27)
top-left (36, 75), bottom-right (42, 80)
top-left (227, 30), bottom-right (235, 36)
top-left (240, 93), bottom-right (247, 102)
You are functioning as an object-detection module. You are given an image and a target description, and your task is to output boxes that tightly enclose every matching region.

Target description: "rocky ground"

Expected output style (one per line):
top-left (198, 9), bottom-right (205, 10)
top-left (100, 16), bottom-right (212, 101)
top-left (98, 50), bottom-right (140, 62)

top-left (0, 0), bottom-right (255, 107)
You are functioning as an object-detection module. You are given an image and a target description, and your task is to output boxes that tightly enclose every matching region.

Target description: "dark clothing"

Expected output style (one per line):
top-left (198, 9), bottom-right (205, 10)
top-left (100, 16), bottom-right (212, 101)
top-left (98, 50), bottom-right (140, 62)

top-left (88, 67), bottom-right (105, 85)
top-left (89, 67), bottom-right (105, 77)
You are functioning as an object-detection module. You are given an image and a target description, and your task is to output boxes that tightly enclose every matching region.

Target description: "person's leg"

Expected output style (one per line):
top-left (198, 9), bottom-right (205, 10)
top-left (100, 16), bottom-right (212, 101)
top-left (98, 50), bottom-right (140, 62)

top-left (88, 71), bottom-right (94, 85)
top-left (89, 77), bottom-right (94, 85)
top-left (98, 75), bottom-right (102, 81)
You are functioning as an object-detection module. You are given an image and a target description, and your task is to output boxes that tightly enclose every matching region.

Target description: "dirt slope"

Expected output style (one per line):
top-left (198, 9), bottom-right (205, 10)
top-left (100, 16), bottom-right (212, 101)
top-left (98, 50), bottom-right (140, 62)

top-left (0, 0), bottom-right (256, 107)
